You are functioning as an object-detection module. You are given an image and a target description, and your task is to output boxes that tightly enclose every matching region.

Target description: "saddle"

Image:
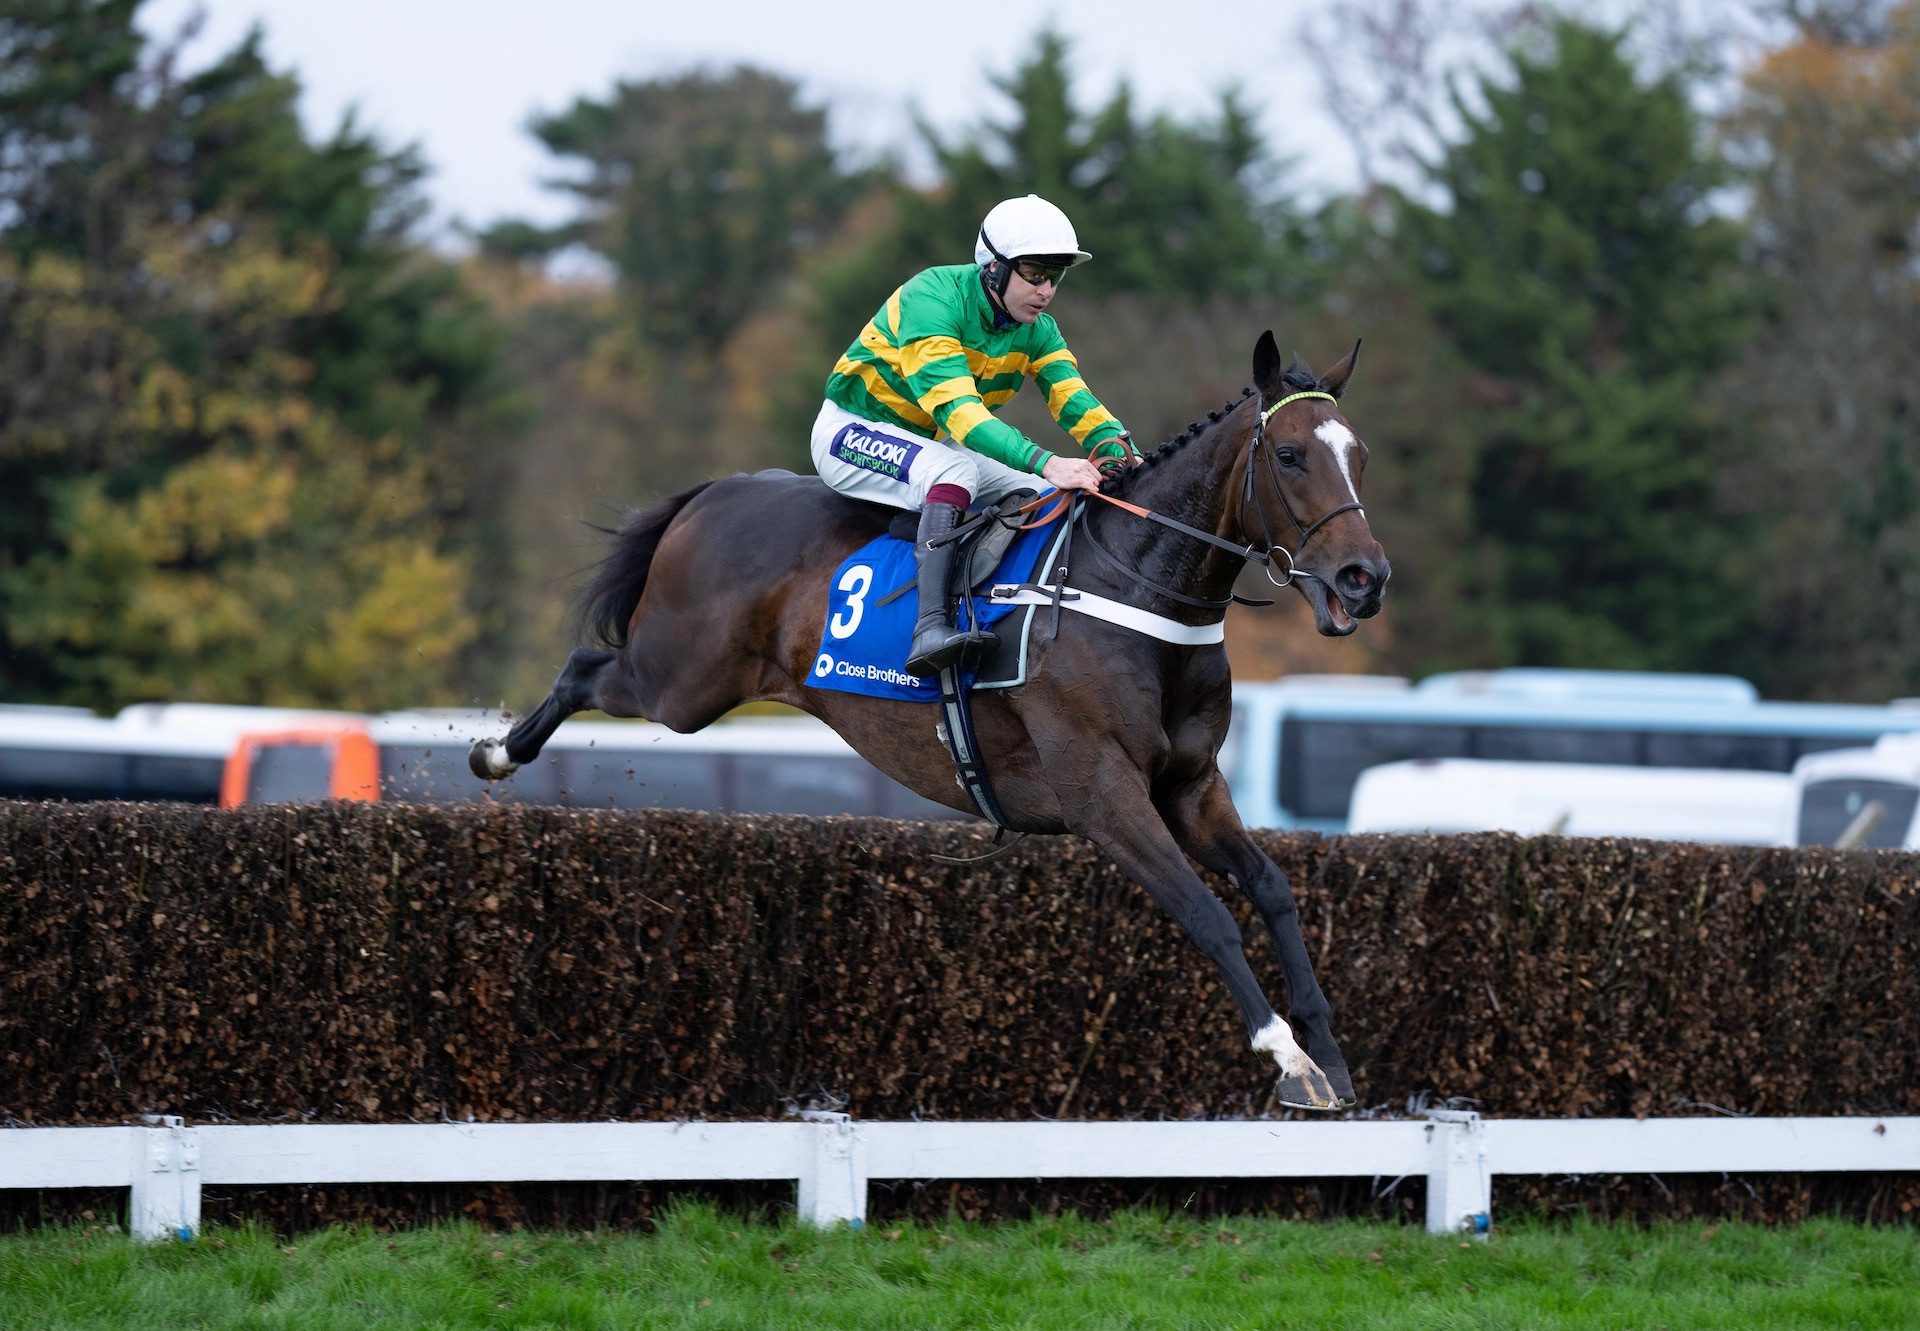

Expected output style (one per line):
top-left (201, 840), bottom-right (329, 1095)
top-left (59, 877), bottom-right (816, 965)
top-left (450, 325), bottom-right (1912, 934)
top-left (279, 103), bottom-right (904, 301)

top-left (882, 489), bottom-right (1039, 594)
top-left (815, 486), bottom-right (1060, 835)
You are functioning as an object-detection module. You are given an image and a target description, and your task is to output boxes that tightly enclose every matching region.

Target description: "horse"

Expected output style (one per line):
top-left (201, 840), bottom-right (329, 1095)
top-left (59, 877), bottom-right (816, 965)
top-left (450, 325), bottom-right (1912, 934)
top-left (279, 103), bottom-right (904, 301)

top-left (471, 330), bottom-right (1390, 1109)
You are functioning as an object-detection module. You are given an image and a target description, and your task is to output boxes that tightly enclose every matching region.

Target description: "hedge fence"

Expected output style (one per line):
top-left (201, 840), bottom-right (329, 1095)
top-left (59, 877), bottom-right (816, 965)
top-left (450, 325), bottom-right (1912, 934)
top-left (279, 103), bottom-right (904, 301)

top-left (1, 800), bottom-right (1916, 1227)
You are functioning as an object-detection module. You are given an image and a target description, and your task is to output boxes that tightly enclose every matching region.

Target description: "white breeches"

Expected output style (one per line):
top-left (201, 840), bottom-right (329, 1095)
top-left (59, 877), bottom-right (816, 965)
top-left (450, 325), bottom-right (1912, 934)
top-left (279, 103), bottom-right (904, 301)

top-left (810, 400), bottom-right (1038, 511)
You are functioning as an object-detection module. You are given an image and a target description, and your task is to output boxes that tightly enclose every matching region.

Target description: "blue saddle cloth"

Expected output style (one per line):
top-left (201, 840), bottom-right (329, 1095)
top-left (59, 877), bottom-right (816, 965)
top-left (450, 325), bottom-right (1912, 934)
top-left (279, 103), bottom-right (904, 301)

top-left (808, 498), bottom-right (1060, 702)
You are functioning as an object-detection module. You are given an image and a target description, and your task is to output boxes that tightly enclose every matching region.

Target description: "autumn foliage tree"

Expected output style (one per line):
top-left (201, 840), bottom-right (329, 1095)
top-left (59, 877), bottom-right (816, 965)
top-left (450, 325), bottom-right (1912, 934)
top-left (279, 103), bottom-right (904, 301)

top-left (0, 2), bottom-right (502, 710)
top-left (1717, 0), bottom-right (1920, 700)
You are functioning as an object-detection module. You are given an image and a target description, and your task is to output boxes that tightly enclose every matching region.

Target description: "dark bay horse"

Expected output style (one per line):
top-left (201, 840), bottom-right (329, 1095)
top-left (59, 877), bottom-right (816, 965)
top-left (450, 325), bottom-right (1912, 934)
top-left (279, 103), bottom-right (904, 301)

top-left (472, 331), bottom-right (1389, 1109)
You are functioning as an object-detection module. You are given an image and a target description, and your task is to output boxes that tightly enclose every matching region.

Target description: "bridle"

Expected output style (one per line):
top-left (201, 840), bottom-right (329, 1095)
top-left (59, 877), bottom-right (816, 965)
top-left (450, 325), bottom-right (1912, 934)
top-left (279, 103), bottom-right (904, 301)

top-left (1069, 389), bottom-right (1367, 614)
top-left (1244, 389), bottom-right (1366, 588)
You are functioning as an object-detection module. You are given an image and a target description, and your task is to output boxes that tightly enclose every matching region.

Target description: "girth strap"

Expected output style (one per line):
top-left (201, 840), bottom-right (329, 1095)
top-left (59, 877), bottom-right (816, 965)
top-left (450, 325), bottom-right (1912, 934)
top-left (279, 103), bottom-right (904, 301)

top-left (936, 662), bottom-right (1012, 829)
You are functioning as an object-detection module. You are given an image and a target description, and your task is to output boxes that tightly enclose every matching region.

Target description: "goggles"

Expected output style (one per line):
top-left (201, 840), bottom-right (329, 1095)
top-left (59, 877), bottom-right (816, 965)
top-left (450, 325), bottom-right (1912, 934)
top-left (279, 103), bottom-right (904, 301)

top-left (1011, 257), bottom-right (1070, 287)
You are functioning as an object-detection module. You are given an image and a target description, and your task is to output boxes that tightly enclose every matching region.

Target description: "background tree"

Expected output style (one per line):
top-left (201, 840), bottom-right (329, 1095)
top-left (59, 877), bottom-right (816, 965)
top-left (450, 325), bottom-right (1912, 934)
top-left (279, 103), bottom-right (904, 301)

top-left (787, 30), bottom-right (1314, 349)
top-left (1394, 16), bottom-right (1758, 672)
top-left (513, 67), bottom-right (869, 355)
top-left (467, 67), bottom-right (877, 698)
top-left (1716, 0), bottom-right (1920, 700)
top-left (0, 1), bottom-right (504, 710)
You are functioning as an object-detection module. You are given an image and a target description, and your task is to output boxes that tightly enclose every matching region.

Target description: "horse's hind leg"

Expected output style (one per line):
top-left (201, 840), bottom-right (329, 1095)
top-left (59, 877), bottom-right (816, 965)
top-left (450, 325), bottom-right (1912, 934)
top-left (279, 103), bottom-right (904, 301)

top-left (469, 646), bottom-right (631, 779)
top-left (1165, 769), bottom-right (1354, 1108)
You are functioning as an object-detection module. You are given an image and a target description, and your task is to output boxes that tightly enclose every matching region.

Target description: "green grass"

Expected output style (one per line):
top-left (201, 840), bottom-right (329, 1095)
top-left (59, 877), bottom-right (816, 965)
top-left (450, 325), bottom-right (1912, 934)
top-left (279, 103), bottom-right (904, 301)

top-left (1, 1207), bottom-right (1913, 1330)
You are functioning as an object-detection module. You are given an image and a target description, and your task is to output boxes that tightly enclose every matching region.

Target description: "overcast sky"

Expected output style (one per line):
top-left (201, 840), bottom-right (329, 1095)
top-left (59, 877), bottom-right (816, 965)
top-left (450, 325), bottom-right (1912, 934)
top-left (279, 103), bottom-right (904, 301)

top-left (138, 0), bottom-right (1358, 239)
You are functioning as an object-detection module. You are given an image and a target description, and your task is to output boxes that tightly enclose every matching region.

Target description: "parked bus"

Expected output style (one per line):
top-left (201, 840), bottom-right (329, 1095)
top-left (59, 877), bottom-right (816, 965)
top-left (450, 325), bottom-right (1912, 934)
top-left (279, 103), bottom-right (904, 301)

top-left (1785, 732), bottom-right (1920, 850)
top-left (0, 702), bottom-right (959, 819)
top-left (220, 711), bottom-right (964, 820)
top-left (1225, 669), bottom-right (1920, 833)
top-left (0, 703), bottom-right (347, 804)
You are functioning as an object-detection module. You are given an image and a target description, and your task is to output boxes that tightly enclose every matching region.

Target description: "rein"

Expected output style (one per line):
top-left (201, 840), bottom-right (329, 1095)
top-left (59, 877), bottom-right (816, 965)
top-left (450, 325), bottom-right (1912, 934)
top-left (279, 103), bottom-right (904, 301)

top-left (1075, 389), bottom-right (1365, 614)
top-left (929, 390), bottom-right (1365, 621)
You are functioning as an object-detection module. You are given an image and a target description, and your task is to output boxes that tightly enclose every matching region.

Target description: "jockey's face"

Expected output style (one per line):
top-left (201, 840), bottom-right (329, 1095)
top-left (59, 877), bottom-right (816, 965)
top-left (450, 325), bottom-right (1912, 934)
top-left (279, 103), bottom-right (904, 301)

top-left (1001, 263), bottom-right (1058, 324)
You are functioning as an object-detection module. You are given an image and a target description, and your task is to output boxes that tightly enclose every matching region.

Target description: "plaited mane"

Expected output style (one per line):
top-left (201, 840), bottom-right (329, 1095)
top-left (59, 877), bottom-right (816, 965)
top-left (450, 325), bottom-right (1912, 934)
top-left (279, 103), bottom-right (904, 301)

top-left (1101, 357), bottom-right (1325, 498)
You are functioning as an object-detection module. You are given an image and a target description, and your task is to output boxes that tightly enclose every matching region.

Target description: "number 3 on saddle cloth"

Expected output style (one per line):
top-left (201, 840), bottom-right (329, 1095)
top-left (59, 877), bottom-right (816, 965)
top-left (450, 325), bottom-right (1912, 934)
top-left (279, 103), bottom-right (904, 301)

top-left (809, 493), bottom-right (1069, 703)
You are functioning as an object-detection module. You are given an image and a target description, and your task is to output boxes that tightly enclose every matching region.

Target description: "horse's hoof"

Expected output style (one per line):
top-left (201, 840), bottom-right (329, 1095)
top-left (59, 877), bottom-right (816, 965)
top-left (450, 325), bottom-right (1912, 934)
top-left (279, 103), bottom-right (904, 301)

top-left (1275, 1059), bottom-right (1347, 1112)
top-left (469, 738), bottom-right (517, 781)
top-left (1323, 1062), bottom-right (1357, 1109)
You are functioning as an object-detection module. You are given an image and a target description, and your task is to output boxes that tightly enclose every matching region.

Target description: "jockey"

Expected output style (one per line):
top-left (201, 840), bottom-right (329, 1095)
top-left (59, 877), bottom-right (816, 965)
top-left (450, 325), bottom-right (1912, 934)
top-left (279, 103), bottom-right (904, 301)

top-left (811, 193), bottom-right (1138, 678)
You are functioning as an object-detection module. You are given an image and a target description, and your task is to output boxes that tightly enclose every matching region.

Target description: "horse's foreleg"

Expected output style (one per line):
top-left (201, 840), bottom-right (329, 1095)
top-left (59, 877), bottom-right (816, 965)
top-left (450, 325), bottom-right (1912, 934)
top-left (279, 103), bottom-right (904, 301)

top-left (1166, 770), bottom-right (1353, 1109)
top-left (470, 646), bottom-right (627, 779)
top-left (1079, 772), bottom-right (1344, 1111)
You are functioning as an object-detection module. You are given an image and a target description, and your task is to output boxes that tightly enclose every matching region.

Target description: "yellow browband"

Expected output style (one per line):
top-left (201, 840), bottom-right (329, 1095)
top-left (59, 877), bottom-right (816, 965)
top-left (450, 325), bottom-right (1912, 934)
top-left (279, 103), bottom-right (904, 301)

top-left (1261, 390), bottom-right (1336, 424)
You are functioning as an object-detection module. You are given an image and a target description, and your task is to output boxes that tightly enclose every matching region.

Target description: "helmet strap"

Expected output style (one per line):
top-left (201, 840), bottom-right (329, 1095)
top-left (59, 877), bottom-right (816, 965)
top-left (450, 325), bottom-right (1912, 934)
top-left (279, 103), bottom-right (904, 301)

top-left (978, 226), bottom-right (1015, 303)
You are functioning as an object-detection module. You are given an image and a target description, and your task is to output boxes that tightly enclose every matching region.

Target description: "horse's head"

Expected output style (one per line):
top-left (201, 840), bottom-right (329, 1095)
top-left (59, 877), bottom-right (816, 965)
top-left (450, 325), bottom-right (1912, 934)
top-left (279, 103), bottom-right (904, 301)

top-left (1247, 331), bottom-right (1390, 637)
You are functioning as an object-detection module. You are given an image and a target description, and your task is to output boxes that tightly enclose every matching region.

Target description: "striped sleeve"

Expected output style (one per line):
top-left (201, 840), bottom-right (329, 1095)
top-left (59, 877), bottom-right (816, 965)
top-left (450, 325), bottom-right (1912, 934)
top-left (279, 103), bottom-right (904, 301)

top-left (1027, 319), bottom-right (1125, 451)
top-left (894, 293), bottom-right (1048, 474)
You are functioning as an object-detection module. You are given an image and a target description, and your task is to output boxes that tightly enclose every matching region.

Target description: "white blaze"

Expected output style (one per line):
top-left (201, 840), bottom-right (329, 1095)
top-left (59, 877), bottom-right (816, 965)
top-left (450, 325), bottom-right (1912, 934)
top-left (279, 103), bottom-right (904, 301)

top-left (1315, 420), bottom-right (1360, 504)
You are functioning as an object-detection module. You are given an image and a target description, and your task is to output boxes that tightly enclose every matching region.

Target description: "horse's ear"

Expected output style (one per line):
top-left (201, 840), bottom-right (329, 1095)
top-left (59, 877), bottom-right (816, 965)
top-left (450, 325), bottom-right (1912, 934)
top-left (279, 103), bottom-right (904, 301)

top-left (1253, 331), bottom-right (1283, 399)
top-left (1321, 338), bottom-right (1363, 400)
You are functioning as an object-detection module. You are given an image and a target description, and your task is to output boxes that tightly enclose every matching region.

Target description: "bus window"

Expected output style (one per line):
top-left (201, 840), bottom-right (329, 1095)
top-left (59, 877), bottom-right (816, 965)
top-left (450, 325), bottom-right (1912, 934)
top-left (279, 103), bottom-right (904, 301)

top-left (729, 753), bottom-right (876, 815)
top-left (1474, 726), bottom-right (1638, 764)
top-left (1790, 735), bottom-right (1881, 765)
top-left (0, 747), bottom-right (223, 802)
top-left (878, 775), bottom-right (969, 821)
top-left (246, 743), bottom-right (336, 803)
top-left (0, 747), bottom-right (126, 801)
top-left (559, 750), bottom-right (722, 811)
top-left (1281, 720), bottom-right (1472, 821)
top-left (123, 754), bottom-right (225, 802)
top-left (1643, 732), bottom-right (1795, 771)
top-left (381, 742), bottom-right (561, 804)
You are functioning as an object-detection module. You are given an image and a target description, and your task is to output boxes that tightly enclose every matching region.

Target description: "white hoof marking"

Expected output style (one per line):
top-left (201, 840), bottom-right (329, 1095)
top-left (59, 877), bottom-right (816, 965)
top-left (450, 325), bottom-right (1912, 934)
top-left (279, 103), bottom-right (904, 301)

top-left (477, 740), bottom-right (517, 780)
top-left (1252, 1015), bottom-right (1313, 1080)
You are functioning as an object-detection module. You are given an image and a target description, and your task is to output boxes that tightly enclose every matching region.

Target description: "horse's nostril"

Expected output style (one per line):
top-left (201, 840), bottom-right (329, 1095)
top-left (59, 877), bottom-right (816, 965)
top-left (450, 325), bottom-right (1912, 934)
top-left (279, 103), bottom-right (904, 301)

top-left (1338, 560), bottom-right (1390, 599)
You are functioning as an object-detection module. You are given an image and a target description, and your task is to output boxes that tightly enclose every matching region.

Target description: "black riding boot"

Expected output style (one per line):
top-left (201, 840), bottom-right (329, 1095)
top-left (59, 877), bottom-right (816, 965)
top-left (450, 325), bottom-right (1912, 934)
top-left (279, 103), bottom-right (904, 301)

top-left (904, 501), bottom-right (996, 678)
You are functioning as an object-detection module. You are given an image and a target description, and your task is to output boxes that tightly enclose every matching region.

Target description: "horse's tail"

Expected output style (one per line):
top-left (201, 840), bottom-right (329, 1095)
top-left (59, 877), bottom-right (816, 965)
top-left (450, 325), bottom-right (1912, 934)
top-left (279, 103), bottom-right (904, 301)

top-left (576, 481), bottom-right (717, 649)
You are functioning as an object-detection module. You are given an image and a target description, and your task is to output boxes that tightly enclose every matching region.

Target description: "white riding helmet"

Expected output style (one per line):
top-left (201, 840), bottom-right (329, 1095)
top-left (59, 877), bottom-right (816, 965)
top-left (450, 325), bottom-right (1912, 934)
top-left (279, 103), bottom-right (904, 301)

top-left (974, 194), bottom-right (1092, 268)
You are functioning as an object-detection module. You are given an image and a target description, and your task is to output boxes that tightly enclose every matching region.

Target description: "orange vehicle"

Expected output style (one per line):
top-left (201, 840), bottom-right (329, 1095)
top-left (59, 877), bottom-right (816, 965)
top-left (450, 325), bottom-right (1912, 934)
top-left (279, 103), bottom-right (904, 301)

top-left (218, 722), bottom-right (380, 808)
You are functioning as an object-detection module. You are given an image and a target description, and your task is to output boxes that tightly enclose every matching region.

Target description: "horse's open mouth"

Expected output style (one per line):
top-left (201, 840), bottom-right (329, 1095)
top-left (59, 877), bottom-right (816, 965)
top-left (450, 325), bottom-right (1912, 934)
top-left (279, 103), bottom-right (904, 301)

top-left (1298, 578), bottom-right (1358, 637)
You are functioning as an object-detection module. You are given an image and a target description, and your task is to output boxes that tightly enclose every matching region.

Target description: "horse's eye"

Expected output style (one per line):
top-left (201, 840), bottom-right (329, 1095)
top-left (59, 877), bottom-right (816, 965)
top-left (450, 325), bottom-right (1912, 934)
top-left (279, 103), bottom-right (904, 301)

top-left (1276, 448), bottom-right (1302, 468)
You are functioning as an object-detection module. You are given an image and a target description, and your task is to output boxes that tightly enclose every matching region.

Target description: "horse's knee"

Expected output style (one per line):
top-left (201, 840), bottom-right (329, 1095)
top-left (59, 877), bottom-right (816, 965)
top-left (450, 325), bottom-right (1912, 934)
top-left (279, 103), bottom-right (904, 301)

top-left (1243, 867), bottom-right (1299, 919)
top-left (1292, 992), bottom-right (1333, 1027)
top-left (1179, 894), bottom-right (1245, 959)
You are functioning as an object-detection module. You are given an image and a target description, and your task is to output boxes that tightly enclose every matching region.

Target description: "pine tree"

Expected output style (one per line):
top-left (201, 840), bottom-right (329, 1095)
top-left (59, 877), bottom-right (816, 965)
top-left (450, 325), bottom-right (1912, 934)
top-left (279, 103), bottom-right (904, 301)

top-left (513, 67), bottom-right (868, 355)
top-left (1396, 18), bottom-right (1756, 672)
top-left (838, 29), bottom-right (1309, 308)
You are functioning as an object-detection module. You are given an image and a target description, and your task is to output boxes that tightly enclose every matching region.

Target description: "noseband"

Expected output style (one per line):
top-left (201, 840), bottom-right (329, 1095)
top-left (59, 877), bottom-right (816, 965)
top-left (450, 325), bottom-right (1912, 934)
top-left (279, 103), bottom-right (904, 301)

top-left (1072, 389), bottom-right (1367, 614)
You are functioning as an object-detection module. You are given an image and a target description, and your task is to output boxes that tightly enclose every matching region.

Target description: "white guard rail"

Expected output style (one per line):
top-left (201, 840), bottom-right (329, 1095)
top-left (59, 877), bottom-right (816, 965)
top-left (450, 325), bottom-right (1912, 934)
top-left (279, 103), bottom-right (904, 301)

top-left (2, 1113), bottom-right (1915, 1242)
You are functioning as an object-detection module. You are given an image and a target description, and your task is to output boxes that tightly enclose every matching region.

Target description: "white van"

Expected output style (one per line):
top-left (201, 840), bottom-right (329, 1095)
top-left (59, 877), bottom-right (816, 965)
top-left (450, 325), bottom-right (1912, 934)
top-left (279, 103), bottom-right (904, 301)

top-left (1346, 757), bottom-right (1793, 845)
top-left (1785, 733), bottom-right (1920, 849)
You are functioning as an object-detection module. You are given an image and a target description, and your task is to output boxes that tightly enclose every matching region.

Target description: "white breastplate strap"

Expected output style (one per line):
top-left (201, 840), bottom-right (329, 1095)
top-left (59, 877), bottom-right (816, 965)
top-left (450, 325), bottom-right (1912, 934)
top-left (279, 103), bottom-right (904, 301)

top-left (987, 585), bottom-right (1226, 645)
